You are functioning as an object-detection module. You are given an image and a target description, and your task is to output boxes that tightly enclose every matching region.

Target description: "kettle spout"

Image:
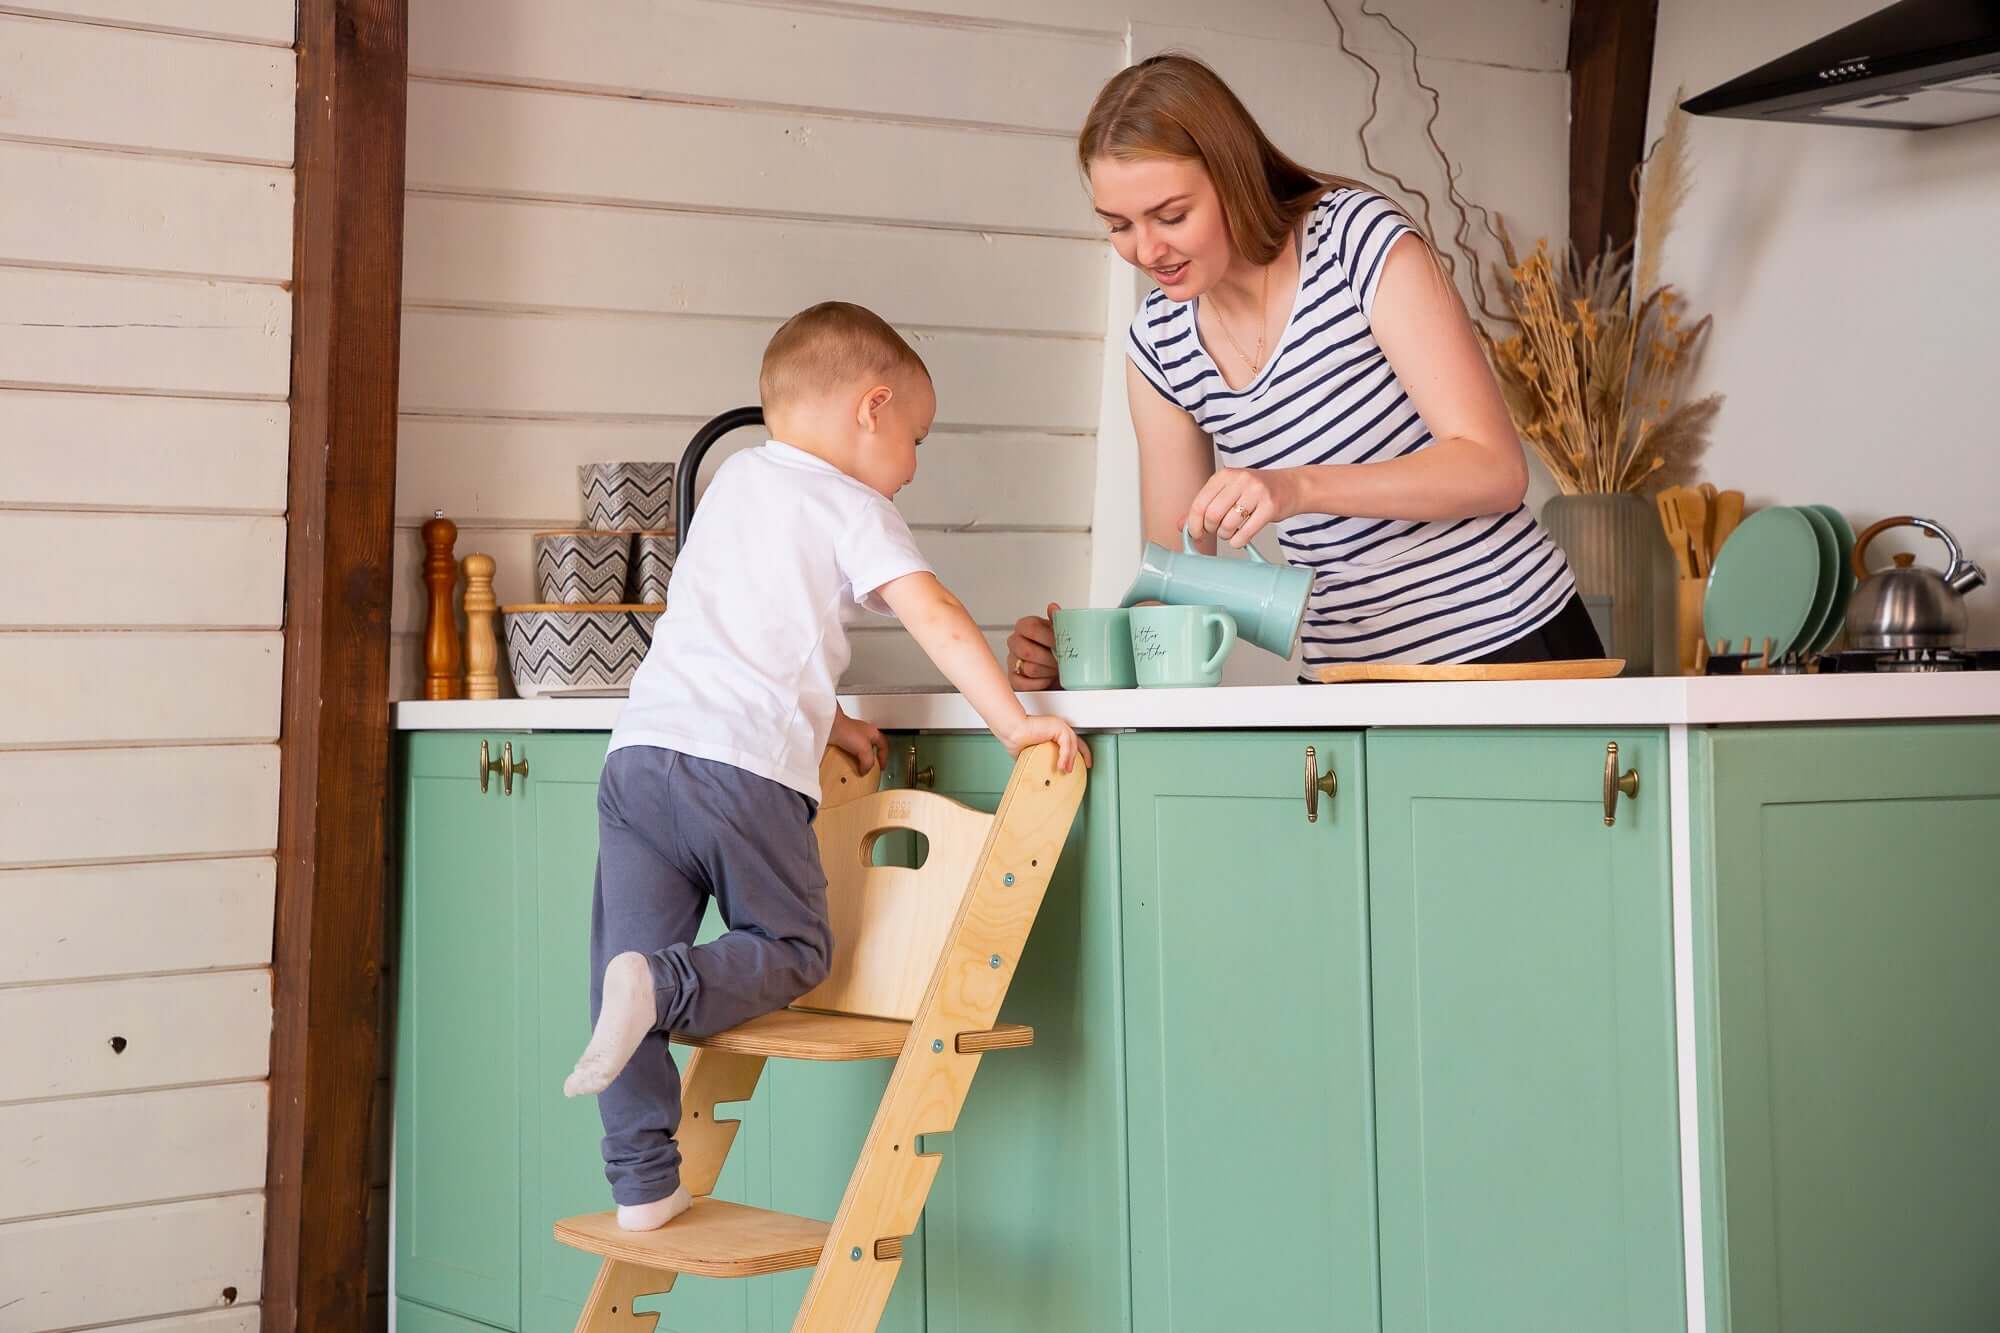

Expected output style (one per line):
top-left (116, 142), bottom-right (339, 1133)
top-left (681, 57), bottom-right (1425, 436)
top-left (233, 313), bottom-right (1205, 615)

top-left (1947, 559), bottom-right (1988, 596)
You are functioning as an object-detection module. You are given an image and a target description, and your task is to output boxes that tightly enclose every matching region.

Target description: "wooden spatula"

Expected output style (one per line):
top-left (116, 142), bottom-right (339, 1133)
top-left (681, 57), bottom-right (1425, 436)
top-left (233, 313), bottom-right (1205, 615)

top-left (1711, 490), bottom-right (1745, 558)
top-left (1676, 489), bottom-right (1710, 575)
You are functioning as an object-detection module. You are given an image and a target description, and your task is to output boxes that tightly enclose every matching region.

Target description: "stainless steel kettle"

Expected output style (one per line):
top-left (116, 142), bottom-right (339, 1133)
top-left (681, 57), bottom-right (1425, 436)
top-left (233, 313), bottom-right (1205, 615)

top-left (1844, 515), bottom-right (1987, 652)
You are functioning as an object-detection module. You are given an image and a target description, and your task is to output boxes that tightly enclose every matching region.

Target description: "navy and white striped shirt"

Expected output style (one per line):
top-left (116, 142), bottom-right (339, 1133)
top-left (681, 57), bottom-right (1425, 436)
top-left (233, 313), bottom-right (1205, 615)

top-left (1126, 188), bottom-right (1576, 671)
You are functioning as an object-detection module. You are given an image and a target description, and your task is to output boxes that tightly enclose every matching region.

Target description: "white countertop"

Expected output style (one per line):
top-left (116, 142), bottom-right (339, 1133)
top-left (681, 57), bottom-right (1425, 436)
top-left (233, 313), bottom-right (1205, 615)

top-left (395, 673), bottom-right (2000, 732)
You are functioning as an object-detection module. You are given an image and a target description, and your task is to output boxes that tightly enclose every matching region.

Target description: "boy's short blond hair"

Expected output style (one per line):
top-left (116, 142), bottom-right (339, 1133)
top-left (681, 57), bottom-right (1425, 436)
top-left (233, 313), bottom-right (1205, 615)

top-left (759, 302), bottom-right (930, 415)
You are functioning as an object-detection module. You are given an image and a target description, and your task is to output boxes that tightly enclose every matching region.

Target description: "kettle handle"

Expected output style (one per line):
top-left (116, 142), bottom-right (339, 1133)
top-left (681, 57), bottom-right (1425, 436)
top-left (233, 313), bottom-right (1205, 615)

top-left (1180, 525), bottom-right (1273, 565)
top-left (1851, 515), bottom-right (1961, 581)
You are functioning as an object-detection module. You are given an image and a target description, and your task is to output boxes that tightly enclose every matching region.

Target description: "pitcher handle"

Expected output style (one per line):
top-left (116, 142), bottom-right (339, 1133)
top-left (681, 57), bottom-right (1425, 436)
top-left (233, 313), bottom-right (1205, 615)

top-left (1181, 525), bottom-right (1273, 565)
top-left (1202, 611), bottom-right (1238, 675)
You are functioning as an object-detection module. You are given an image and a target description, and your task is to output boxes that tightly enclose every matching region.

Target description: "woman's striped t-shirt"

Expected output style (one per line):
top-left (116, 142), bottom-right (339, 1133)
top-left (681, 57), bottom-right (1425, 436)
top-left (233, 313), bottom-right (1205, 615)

top-left (1126, 188), bottom-right (1576, 672)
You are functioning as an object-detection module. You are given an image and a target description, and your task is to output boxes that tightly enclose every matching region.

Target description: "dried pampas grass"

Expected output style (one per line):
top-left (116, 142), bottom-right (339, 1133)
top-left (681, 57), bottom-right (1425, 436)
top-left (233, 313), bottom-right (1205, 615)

top-left (1477, 100), bottom-right (1721, 496)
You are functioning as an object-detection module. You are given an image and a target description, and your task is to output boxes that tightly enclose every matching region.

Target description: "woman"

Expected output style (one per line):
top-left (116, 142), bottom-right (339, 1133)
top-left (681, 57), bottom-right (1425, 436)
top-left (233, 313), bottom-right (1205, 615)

top-left (1007, 55), bottom-right (1601, 687)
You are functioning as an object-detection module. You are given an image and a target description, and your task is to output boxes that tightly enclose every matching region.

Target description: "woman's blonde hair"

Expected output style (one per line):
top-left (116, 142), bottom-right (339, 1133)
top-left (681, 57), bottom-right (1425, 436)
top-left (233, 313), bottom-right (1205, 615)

top-left (1078, 53), bottom-right (1377, 267)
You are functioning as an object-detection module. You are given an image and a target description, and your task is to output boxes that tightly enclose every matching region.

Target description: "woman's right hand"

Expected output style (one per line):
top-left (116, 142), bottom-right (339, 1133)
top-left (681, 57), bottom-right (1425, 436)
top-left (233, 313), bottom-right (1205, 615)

top-left (1006, 602), bottom-right (1062, 692)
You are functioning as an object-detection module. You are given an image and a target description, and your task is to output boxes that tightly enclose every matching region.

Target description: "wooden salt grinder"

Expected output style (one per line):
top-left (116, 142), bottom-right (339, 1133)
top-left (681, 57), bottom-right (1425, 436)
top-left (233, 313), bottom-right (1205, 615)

top-left (462, 553), bottom-right (500, 700)
top-left (422, 511), bottom-right (463, 700)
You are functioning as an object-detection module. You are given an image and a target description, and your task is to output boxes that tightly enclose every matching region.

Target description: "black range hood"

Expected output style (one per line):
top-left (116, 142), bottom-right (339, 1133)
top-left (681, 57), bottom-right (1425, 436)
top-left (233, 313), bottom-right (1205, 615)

top-left (1681, 0), bottom-right (2000, 129)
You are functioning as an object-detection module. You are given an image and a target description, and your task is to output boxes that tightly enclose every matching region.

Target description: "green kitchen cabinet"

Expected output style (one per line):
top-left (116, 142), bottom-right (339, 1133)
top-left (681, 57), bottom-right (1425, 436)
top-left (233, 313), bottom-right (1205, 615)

top-left (1117, 731), bottom-right (1378, 1333)
top-left (1365, 729), bottom-right (1684, 1333)
top-left (1692, 724), bottom-right (2000, 1333)
top-left (902, 733), bottom-right (1132, 1333)
top-left (396, 734), bottom-right (527, 1329)
top-left (513, 733), bottom-right (767, 1333)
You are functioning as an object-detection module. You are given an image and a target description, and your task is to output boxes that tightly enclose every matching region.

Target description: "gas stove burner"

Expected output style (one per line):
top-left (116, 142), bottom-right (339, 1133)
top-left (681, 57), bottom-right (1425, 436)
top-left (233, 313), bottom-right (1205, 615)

top-left (1820, 647), bottom-right (2000, 674)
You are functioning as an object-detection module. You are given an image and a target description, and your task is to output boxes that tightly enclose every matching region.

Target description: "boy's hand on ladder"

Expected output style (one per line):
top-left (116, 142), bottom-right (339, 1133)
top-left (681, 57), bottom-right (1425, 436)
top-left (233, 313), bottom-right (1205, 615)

top-left (999, 715), bottom-right (1090, 773)
top-left (830, 710), bottom-right (889, 773)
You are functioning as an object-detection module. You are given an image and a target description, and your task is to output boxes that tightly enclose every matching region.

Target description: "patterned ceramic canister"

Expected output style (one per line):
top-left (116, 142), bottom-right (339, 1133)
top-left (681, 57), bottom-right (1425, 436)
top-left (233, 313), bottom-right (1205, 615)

top-left (629, 530), bottom-right (676, 604)
top-left (501, 604), bottom-right (661, 697)
top-left (534, 530), bottom-right (632, 605)
top-left (580, 461), bottom-right (674, 532)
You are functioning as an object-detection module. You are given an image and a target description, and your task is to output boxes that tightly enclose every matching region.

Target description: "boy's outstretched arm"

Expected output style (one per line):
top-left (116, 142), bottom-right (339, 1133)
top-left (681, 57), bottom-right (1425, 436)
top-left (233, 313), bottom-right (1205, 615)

top-left (876, 572), bottom-right (1089, 773)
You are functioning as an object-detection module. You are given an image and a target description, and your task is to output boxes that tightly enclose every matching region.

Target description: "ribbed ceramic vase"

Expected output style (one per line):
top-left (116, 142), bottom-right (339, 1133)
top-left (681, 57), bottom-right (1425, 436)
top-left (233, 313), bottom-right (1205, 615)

top-left (1539, 492), bottom-right (1676, 676)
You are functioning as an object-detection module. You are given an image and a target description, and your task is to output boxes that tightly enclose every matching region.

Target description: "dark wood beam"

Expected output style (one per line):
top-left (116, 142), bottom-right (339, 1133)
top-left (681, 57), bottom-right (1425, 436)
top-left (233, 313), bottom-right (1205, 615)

top-left (1568, 0), bottom-right (1661, 263)
top-left (265, 1), bottom-right (407, 1328)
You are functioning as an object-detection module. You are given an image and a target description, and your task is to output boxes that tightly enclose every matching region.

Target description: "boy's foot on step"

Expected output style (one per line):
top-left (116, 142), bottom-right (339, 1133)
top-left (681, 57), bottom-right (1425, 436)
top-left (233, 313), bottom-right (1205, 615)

top-left (563, 952), bottom-right (655, 1097)
top-left (618, 1183), bottom-right (692, 1232)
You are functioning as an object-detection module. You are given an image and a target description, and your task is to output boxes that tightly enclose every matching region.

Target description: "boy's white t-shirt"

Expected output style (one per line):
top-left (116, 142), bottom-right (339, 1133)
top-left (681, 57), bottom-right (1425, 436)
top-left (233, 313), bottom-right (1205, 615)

top-left (609, 440), bottom-right (932, 801)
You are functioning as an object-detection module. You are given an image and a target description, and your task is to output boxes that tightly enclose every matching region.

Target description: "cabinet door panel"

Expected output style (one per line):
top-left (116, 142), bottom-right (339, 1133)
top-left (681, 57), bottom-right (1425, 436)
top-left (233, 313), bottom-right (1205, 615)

top-left (907, 733), bottom-right (1126, 1333)
top-left (1367, 729), bottom-right (1682, 1333)
top-left (516, 735), bottom-right (761, 1333)
top-left (1119, 732), bottom-right (1377, 1333)
top-left (396, 734), bottom-right (522, 1329)
top-left (1697, 724), bottom-right (2000, 1333)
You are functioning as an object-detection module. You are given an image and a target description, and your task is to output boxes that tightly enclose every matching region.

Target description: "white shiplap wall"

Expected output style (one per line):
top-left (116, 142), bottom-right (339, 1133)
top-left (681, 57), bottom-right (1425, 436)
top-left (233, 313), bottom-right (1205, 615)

top-left (0, 4), bottom-right (294, 1329)
top-left (391, 0), bottom-right (1120, 696)
top-left (393, 0), bottom-right (1573, 697)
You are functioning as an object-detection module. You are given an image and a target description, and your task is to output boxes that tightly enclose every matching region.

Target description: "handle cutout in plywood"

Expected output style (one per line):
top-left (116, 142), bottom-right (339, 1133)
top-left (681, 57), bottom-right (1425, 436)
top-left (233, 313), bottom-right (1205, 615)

top-left (861, 828), bottom-right (930, 870)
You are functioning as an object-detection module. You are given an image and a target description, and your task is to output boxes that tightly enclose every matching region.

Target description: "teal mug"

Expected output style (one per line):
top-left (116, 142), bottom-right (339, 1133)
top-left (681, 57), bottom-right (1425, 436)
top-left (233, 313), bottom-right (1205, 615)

top-left (1052, 608), bottom-right (1136, 690)
top-left (1120, 527), bottom-right (1312, 659)
top-left (1130, 605), bottom-right (1237, 688)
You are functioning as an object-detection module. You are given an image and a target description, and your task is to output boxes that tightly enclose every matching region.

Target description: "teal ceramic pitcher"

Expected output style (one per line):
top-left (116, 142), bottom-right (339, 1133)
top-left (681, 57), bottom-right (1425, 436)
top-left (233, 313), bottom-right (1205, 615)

top-left (1120, 527), bottom-right (1312, 659)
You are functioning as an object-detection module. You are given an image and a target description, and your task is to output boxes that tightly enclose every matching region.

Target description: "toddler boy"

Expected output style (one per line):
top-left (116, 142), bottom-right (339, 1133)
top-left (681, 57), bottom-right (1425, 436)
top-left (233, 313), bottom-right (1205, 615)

top-left (562, 301), bottom-right (1086, 1231)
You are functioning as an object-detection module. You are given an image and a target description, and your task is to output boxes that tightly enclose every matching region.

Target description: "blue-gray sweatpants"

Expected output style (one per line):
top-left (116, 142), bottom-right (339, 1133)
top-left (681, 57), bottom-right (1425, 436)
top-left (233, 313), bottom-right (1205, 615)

top-left (590, 745), bottom-right (833, 1205)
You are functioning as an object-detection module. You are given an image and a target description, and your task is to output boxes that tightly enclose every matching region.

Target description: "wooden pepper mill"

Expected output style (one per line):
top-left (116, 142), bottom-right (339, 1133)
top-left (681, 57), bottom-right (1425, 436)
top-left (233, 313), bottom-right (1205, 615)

top-left (462, 553), bottom-right (500, 700)
top-left (421, 511), bottom-right (463, 701)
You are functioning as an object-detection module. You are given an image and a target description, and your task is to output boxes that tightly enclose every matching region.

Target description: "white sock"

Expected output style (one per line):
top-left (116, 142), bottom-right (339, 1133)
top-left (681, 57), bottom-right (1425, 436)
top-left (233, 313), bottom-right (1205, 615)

top-left (563, 952), bottom-right (656, 1098)
top-left (618, 1183), bottom-right (693, 1232)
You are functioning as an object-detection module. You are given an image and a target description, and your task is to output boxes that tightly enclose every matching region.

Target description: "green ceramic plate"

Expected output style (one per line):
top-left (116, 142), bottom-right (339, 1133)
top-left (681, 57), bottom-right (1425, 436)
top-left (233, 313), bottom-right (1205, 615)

top-left (1703, 506), bottom-right (1821, 658)
top-left (1806, 504), bottom-right (1857, 653)
top-left (1791, 504), bottom-right (1840, 657)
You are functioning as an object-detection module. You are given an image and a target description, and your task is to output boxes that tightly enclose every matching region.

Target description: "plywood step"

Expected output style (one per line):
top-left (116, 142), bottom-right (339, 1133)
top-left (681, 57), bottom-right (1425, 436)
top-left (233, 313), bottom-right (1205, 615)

top-left (673, 1008), bottom-right (1032, 1061)
top-left (555, 1198), bottom-right (887, 1278)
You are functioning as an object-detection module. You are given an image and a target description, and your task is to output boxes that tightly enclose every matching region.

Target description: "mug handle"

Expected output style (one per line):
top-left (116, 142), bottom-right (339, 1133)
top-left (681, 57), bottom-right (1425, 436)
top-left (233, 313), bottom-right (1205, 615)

top-left (1202, 611), bottom-right (1238, 675)
top-left (1181, 524), bottom-right (1273, 565)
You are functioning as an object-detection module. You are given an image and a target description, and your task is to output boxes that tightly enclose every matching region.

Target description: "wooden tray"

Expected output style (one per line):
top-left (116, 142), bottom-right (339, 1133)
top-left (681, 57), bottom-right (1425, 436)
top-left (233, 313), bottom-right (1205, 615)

top-left (1315, 658), bottom-right (1626, 684)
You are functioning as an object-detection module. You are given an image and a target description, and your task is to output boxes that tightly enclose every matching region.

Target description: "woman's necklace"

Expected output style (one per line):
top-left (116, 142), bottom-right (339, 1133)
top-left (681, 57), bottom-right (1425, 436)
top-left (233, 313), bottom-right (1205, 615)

top-left (1212, 261), bottom-right (1270, 373)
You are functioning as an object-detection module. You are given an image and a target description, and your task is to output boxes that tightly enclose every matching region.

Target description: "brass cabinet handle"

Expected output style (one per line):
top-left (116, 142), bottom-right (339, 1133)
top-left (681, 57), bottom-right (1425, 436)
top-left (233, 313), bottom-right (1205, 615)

top-left (1602, 742), bottom-right (1639, 826)
top-left (1304, 744), bottom-right (1337, 823)
top-left (501, 741), bottom-right (529, 796)
top-left (904, 743), bottom-right (935, 790)
top-left (479, 739), bottom-right (498, 794)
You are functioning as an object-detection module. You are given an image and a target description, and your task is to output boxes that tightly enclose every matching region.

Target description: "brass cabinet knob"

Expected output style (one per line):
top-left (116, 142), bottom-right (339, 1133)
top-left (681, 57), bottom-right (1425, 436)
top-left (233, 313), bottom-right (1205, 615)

top-left (479, 739), bottom-right (501, 794)
top-left (905, 743), bottom-right (935, 790)
top-left (501, 741), bottom-right (529, 796)
top-left (1603, 742), bottom-right (1639, 826)
top-left (1304, 744), bottom-right (1337, 823)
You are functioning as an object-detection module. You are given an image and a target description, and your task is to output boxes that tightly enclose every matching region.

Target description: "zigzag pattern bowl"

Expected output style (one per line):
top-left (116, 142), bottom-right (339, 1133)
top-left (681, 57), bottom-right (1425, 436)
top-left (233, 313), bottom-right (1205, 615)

top-left (502, 603), bottom-right (663, 698)
top-left (580, 461), bottom-right (674, 532)
top-left (534, 530), bottom-right (631, 604)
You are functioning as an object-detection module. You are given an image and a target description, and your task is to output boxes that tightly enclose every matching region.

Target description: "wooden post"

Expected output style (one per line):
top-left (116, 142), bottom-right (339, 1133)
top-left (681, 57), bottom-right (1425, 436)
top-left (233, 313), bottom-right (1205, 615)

top-left (1568, 0), bottom-right (1661, 264)
top-left (266, 0), bottom-right (408, 1329)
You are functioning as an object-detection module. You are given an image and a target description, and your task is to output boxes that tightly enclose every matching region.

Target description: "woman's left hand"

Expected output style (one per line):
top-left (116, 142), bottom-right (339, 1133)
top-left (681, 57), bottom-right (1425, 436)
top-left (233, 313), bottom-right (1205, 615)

top-left (1186, 467), bottom-right (1304, 547)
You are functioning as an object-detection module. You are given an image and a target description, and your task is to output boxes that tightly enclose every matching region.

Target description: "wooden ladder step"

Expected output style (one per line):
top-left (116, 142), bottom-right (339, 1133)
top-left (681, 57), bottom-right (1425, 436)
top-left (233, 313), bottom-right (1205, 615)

top-left (673, 1008), bottom-right (1032, 1062)
top-left (556, 1198), bottom-right (884, 1279)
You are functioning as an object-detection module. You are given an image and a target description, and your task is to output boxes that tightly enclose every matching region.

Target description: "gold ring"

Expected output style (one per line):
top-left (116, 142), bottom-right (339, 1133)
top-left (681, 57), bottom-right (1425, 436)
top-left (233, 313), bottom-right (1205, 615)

top-left (1235, 503), bottom-right (1253, 519)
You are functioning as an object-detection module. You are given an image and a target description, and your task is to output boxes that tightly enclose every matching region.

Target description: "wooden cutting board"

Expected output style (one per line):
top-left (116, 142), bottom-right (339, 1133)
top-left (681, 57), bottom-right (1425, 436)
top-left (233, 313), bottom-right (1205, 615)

top-left (1314, 658), bottom-right (1627, 683)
